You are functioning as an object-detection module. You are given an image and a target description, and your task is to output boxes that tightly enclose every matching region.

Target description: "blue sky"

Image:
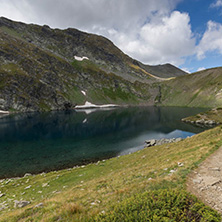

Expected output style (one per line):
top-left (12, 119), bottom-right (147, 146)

top-left (176, 0), bottom-right (222, 72)
top-left (0, 0), bottom-right (222, 73)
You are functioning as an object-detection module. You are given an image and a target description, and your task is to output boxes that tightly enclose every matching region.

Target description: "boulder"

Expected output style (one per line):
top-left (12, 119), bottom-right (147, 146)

top-left (24, 173), bottom-right (32, 177)
top-left (145, 139), bottom-right (156, 147)
top-left (145, 137), bottom-right (182, 148)
top-left (14, 200), bottom-right (31, 208)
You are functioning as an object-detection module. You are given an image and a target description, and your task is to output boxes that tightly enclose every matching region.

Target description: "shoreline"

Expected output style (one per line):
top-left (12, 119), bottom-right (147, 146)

top-left (0, 125), bottom-right (221, 220)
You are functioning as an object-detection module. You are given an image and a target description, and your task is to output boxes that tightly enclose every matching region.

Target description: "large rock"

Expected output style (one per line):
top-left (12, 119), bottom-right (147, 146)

top-left (145, 139), bottom-right (156, 147)
top-left (145, 138), bottom-right (182, 148)
top-left (14, 200), bottom-right (31, 208)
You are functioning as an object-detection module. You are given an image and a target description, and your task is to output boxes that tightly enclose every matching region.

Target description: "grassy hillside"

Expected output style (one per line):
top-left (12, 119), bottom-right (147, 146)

top-left (0, 17), bottom-right (188, 112)
top-left (0, 17), bottom-right (187, 81)
top-left (157, 67), bottom-right (222, 108)
top-left (0, 28), bottom-right (153, 112)
top-left (0, 125), bottom-right (222, 221)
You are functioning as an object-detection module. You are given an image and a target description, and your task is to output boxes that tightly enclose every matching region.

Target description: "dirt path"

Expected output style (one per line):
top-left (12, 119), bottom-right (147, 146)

top-left (187, 147), bottom-right (222, 214)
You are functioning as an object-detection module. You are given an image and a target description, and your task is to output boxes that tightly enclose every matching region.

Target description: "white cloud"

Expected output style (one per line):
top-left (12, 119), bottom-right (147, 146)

top-left (196, 21), bottom-right (222, 60)
top-left (0, 0), bottom-right (180, 29)
top-left (211, 0), bottom-right (222, 8)
top-left (0, 0), bottom-right (34, 23)
top-left (112, 11), bottom-right (195, 66)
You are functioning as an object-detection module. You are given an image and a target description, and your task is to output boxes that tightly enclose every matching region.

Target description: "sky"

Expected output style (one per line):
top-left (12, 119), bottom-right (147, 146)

top-left (0, 0), bottom-right (222, 73)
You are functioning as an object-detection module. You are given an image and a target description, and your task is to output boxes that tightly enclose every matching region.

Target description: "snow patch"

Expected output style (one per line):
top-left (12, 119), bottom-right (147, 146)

top-left (83, 118), bottom-right (87, 123)
top-left (74, 56), bottom-right (89, 61)
top-left (75, 101), bottom-right (118, 109)
top-left (81, 90), bottom-right (86, 96)
top-left (0, 110), bottom-right (9, 114)
top-left (197, 67), bottom-right (206, 72)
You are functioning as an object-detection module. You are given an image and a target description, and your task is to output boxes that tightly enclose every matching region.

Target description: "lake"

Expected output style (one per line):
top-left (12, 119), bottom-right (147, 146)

top-left (0, 106), bottom-right (206, 178)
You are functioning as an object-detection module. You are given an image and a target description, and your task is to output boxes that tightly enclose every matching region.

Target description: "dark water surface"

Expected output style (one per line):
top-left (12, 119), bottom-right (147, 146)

top-left (0, 106), bottom-right (206, 178)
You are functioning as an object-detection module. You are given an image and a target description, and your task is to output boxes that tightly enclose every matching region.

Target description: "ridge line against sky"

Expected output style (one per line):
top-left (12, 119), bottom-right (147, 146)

top-left (0, 0), bottom-right (222, 73)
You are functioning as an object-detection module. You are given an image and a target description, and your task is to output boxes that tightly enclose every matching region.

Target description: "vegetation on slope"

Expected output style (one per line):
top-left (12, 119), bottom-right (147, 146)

top-left (0, 17), bottom-right (187, 81)
top-left (158, 67), bottom-right (222, 108)
top-left (0, 125), bottom-right (222, 221)
top-left (95, 189), bottom-right (220, 221)
top-left (0, 17), bottom-right (188, 112)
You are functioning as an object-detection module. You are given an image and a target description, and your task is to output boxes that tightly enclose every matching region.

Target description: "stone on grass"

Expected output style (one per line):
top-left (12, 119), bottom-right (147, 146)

top-left (42, 183), bottom-right (48, 188)
top-left (24, 173), bottom-right (32, 177)
top-left (34, 203), bottom-right (43, 208)
top-left (14, 200), bottom-right (31, 208)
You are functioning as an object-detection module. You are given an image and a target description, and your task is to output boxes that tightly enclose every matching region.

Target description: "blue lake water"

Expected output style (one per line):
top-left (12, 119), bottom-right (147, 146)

top-left (0, 106), bottom-right (206, 178)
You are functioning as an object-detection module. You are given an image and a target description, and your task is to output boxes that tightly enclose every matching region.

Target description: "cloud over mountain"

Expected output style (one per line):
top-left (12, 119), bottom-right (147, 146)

top-left (0, 0), bottom-right (221, 69)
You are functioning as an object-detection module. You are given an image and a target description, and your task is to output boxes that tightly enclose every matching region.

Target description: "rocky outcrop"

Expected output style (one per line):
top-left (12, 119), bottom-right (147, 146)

top-left (145, 138), bottom-right (182, 148)
top-left (181, 108), bottom-right (222, 128)
top-left (182, 118), bottom-right (220, 127)
top-left (14, 200), bottom-right (31, 208)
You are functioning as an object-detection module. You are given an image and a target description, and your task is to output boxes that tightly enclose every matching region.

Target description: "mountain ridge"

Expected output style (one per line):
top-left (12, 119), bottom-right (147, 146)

top-left (0, 17), bottom-right (187, 112)
top-left (0, 16), bottom-right (187, 81)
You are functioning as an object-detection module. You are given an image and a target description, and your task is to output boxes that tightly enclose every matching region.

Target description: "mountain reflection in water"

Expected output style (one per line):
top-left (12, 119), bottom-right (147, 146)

top-left (0, 106), bottom-right (206, 178)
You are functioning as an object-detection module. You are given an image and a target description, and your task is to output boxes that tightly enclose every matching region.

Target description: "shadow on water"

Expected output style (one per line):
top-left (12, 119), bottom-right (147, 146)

top-left (0, 106), bottom-right (207, 178)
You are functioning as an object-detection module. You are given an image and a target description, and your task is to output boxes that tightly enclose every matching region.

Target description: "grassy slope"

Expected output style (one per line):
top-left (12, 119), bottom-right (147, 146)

top-left (1, 126), bottom-right (222, 221)
top-left (159, 67), bottom-right (222, 108)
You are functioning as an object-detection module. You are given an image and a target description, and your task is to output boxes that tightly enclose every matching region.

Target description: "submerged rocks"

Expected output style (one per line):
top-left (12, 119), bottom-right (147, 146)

top-left (145, 138), bottom-right (182, 148)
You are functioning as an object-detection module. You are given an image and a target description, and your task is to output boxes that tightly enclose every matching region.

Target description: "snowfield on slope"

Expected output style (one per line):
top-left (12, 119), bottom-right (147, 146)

top-left (75, 101), bottom-right (118, 109)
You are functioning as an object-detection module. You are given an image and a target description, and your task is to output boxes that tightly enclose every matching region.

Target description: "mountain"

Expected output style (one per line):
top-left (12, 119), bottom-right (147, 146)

top-left (157, 67), bottom-right (222, 108)
top-left (0, 17), bottom-right (186, 111)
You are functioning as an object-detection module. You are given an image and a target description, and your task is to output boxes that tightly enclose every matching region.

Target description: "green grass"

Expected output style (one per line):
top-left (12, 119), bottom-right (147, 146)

top-left (0, 63), bottom-right (27, 76)
top-left (1, 26), bottom-right (23, 39)
top-left (0, 125), bottom-right (222, 221)
top-left (159, 67), bottom-right (222, 108)
top-left (95, 189), bottom-right (221, 221)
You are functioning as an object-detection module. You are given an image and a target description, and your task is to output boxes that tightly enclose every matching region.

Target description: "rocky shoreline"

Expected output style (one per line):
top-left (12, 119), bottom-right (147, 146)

top-left (145, 137), bottom-right (182, 148)
top-left (182, 118), bottom-right (220, 127)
